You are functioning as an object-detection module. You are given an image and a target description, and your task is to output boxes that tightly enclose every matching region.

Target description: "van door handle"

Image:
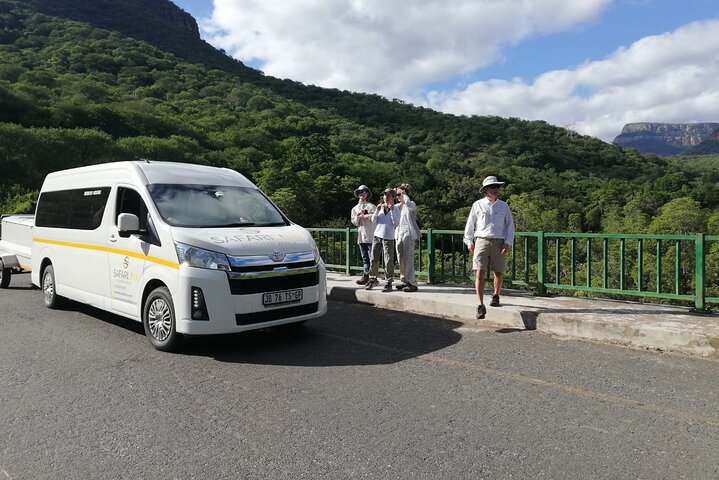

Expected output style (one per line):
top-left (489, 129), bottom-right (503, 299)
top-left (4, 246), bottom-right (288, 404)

top-left (109, 234), bottom-right (118, 243)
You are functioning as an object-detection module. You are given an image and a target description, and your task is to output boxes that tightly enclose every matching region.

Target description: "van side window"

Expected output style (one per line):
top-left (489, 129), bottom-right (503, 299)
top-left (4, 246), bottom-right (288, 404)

top-left (116, 188), bottom-right (148, 230)
top-left (35, 187), bottom-right (111, 230)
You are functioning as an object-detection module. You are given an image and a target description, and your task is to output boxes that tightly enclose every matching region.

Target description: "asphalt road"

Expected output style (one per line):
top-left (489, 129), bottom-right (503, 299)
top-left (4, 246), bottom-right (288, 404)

top-left (1, 273), bottom-right (719, 480)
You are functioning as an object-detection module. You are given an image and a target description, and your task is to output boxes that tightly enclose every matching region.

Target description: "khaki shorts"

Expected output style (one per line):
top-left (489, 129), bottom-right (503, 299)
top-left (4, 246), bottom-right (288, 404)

top-left (473, 237), bottom-right (507, 272)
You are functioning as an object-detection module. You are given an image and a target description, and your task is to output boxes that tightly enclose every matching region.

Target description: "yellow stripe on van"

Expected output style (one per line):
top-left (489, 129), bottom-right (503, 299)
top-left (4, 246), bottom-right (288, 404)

top-left (33, 238), bottom-right (179, 269)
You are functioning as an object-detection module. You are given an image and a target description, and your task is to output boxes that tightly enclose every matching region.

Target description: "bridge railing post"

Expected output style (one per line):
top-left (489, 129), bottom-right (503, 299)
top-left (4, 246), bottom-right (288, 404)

top-left (427, 228), bottom-right (435, 284)
top-left (695, 233), bottom-right (705, 312)
top-left (537, 231), bottom-right (546, 296)
top-left (345, 228), bottom-right (351, 276)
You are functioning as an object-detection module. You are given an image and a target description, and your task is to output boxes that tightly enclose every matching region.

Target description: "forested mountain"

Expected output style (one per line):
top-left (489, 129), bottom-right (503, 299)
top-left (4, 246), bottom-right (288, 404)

top-left (1, 0), bottom-right (718, 234)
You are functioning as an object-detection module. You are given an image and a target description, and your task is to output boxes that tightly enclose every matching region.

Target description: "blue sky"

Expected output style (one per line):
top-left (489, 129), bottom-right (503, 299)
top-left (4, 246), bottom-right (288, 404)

top-left (172, 0), bottom-right (719, 141)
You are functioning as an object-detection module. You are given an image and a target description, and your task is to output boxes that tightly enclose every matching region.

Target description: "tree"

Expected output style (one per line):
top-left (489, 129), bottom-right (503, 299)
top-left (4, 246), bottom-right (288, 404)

top-left (116, 135), bottom-right (201, 163)
top-left (648, 197), bottom-right (706, 235)
top-left (0, 184), bottom-right (37, 214)
top-left (601, 198), bottom-right (650, 234)
top-left (706, 210), bottom-right (719, 235)
top-left (507, 193), bottom-right (562, 232)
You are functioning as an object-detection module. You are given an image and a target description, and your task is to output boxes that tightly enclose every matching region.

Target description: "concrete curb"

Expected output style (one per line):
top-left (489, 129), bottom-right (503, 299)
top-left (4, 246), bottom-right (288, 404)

top-left (326, 275), bottom-right (719, 359)
top-left (536, 312), bottom-right (719, 358)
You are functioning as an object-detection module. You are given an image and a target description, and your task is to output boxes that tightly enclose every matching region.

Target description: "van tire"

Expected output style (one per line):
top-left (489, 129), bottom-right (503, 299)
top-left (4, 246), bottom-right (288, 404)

top-left (42, 265), bottom-right (65, 309)
top-left (0, 259), bottom-right (10, 288)
top-left (143, 286), bottom-right (182, 352)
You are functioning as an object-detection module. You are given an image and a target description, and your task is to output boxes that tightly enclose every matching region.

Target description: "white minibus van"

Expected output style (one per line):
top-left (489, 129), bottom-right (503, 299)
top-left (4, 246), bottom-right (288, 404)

top-left (30, 161), bottom-right (327, 351)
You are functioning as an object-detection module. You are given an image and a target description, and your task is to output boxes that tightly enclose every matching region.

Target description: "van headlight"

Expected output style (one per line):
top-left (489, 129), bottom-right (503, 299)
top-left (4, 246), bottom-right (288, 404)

top-left (175, 243), bottom-right (231, 271)
top-left (310, 237), bottom-right (322, 264)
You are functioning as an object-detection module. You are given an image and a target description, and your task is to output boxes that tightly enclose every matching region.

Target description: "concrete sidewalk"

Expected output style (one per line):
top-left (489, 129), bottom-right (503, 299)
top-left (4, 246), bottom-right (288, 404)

top-left (326, 272), bottom-right (719, 359)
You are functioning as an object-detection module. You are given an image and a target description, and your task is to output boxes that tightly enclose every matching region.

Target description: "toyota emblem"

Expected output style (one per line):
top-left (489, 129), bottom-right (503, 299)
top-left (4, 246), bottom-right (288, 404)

top-left (269, 251), bottom-right (285, 262)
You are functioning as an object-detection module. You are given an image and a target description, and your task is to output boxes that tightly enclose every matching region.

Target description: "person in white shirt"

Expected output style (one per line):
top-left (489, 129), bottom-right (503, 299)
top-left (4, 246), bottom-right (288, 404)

top-left (463, 176), bottom-right (515, 319)
top-left (350, 185), bottom-right (376, 285)
top-left (394, 183), bottom-right (420, 292)
top-left (366, 189), bottom-right (400, 292)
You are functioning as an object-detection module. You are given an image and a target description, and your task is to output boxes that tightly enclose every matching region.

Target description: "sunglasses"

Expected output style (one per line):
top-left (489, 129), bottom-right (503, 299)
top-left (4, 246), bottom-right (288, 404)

top-left (486, 185), bottom-right (501, 189)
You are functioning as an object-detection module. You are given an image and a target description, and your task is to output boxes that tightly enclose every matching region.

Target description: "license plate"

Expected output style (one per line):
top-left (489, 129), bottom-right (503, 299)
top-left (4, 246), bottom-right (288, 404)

top-left (262, 289), bottom-right (303, 307)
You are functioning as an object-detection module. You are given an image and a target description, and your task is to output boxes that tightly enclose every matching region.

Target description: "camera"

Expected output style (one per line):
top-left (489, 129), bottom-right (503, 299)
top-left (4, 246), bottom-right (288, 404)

top-left (362, 209), bottom-right (368, 215)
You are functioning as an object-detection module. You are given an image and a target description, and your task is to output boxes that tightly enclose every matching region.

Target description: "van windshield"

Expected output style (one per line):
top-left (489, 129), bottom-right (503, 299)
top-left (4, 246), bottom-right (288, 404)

top-left (147, 184), bottom-right (288, 228)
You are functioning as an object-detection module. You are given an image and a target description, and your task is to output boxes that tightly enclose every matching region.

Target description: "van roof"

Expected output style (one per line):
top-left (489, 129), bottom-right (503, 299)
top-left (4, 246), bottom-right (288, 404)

top-left (43, 161), bottom-right (256, 189)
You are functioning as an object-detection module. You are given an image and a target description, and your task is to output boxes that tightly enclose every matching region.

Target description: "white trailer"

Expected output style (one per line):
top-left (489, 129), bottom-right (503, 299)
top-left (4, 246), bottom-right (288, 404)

top-left (0, 214), bottom-right (34, 288)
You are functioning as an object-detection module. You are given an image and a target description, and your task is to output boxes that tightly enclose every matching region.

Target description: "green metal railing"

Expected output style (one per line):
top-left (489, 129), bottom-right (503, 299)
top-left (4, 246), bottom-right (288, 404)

top-left (309, 228), bottom-right (719, 311)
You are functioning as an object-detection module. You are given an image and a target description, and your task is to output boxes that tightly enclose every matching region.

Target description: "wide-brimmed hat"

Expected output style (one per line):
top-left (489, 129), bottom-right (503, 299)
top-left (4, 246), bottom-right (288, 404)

top-left (354, 184), bottom-right (372, 199)
top-left (481, 175), bottom-right (505, 192)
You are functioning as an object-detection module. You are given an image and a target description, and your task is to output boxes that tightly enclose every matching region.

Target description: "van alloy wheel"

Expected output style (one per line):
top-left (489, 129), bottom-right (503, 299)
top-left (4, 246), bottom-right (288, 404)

top-left (142, 286), bottom-right (181, 351)
top-left (43, 271), bottom-right (54, 303)
top-left (42, 264), bottom-right (64, 309)
top-left (147, 297), bottom-right (172, 342)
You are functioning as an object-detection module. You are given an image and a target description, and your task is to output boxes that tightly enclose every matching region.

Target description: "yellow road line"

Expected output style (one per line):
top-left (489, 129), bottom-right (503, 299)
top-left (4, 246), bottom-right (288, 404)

top-left (326, 333), bottom-right (719, 429)
top-left (33, 238), bottom-right (178, 269)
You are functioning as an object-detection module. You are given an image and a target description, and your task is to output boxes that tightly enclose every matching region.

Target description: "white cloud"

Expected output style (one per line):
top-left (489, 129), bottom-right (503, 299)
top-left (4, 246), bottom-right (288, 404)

top-left (425, 19), bottom-right (719, 141)
top-left (206, 0), bottom-right (610, 96)
top-left (203, 1), bottom-right (719, 142)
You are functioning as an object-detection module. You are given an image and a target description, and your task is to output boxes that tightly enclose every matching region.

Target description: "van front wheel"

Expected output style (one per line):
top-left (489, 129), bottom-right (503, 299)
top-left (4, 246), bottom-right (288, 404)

top-left (143, 286), bottom-right (182, 351)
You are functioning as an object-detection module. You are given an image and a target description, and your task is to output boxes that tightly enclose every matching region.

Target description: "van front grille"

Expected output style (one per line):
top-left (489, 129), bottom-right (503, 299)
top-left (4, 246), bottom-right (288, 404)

top-left (228, 270), bottom-right (319, 295)
top-left (230, 260), bottom-right (315, 273)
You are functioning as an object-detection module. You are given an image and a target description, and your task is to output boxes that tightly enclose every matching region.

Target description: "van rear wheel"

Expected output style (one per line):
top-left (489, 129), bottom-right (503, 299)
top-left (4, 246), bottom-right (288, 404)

top-left (0, 259), bottom-right (10, 288)
top-left (143, 286), bottom-right (182, 352)
top-left (42, 265), bottom-right (65, 308)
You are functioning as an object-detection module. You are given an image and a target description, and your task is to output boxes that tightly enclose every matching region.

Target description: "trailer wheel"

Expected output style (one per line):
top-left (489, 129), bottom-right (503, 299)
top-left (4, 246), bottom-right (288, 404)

top-left (143, 286), bottom-right (182, 352)
top-left (0, 259), bottom-right (10, 289)
top-left (42, 264), bottom-right (64, 309)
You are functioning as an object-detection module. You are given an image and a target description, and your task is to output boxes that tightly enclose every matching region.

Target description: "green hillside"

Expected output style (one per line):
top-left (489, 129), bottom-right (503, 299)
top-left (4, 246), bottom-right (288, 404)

top-left (682, 140), bottom-right (719, 156)
top-left (1, 0), bottom-right (718, 234)
top-left (670, 154), bottom-right (719, 176)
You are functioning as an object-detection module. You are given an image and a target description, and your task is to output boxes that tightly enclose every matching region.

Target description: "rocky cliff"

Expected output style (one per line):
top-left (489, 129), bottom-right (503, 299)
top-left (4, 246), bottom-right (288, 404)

top-left (163, 1), bottom-right (200, 38)
top-left (613, 122), bottom-right (719, 156)
top-left (30, 0), bottom-right (199, 39)
top-left (681, 127), bottom-right (719, 155)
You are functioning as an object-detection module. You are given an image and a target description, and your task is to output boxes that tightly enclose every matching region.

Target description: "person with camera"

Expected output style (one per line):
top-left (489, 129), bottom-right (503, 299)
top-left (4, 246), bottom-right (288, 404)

top-left (351, 185), bottom-right (376, 285)
top-left (394, 183), bottom-right (420, 292)
top-left (365, 188), bottom-right (400, 292)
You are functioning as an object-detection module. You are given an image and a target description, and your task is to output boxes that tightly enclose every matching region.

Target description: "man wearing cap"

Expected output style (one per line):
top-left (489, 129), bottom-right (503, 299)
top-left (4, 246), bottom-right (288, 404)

top-left (351, 185), bottom-right (376, 285)
top-left (463, 175), bottom-right (515, 319)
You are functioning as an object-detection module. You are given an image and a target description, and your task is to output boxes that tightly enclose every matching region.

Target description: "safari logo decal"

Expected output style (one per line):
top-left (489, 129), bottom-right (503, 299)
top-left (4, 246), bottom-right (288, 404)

top-left (209, 231), bottom-right (306, 246)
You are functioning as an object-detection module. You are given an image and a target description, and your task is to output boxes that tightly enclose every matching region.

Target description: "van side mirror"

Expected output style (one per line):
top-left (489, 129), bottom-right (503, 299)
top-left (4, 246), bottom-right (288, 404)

top-left (118, 213), bottom-right (140, 237)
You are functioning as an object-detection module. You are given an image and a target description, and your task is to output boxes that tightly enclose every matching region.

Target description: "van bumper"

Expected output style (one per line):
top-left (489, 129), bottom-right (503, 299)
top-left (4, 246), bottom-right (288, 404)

top-left (174, 262), bottom-right (327, 335)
